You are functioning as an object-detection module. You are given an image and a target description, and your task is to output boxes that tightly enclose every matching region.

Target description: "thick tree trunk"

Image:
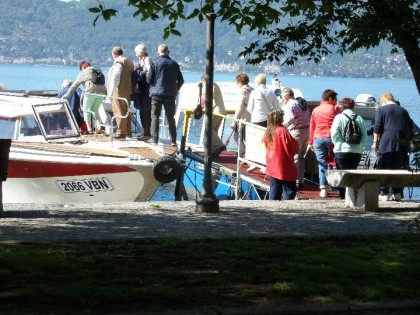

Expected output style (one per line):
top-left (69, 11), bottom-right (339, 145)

top-left (404, 49), bottom-right (420, 95)
top-left (368, 0), bottom-right (420, 95)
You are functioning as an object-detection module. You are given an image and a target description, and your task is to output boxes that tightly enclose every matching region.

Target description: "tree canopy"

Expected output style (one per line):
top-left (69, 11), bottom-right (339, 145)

top-left (90, 0), bottom-right (420, 93)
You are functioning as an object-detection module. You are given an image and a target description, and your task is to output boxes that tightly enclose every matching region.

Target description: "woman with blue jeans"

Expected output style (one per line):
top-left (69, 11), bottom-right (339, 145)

top-left (308, 89), bottom-right (341, 197)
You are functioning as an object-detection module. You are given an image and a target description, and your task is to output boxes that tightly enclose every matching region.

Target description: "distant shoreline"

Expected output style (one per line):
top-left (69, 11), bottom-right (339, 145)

top-left (0, 61), bottom-right (412, 81)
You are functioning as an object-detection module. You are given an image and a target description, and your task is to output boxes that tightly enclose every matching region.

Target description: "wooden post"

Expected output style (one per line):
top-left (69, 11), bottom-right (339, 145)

top-left (0, 139), bottom-right (12, 216)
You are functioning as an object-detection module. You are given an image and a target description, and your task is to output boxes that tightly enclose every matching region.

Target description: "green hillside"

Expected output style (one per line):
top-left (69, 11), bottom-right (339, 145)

top-left (0, 0), bottom-right (412, 79)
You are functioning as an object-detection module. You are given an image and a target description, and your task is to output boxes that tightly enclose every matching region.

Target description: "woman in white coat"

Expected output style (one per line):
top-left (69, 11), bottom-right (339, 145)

top-left (247, 73), bottom-right (280, 128)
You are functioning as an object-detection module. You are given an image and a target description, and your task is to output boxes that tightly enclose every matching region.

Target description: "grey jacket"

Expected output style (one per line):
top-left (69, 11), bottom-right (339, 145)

top-left (67, 67), bottom-right (107, 97)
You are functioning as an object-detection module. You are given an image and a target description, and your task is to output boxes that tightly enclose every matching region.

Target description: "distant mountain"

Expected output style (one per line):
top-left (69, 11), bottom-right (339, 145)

top-left (0, 0), bottom-right (412, 80)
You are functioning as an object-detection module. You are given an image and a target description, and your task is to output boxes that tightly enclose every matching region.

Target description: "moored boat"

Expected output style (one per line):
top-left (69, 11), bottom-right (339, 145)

top-left (0, 91), bottom-right (178, 203)
top-left (173, 81), bottom-right (379, 200)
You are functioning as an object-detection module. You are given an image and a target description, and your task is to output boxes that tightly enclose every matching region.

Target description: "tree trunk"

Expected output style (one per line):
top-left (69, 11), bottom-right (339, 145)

top-left (404, 49), bottom-right (420, 95)
top-left (368, 0), bottom-right (420, 95)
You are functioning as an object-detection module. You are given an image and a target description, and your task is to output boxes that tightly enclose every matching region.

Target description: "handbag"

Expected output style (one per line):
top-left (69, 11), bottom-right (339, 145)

top-left (193, 104), bottom-right (203, 120)
top-left (364, 149), bottom-right (382, 169)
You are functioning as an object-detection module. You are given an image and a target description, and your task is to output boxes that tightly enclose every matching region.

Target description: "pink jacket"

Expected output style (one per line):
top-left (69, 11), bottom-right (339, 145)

top-left (309, 101), bottom-right (341, 145)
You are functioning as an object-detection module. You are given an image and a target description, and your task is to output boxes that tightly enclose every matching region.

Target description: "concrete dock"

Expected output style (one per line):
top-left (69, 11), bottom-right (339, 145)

top-left (1, 199), bottom-right (419, 243)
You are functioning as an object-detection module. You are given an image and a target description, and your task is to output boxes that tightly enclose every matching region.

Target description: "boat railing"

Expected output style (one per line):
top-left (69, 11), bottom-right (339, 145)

top-left (179, 109), bottom-right (237, 151)
top-left (108, 96), bottom-right (132, 144)
top-left (180, 109), bottom-right (269, 200)
top-left (83, 93), bottom-right (131, 144)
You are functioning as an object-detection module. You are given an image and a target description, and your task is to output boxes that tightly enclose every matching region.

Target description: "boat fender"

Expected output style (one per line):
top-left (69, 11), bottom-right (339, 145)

top-left (153, 155), bottom-right (181, 183)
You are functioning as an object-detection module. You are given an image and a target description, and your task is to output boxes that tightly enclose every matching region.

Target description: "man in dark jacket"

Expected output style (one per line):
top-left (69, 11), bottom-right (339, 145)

top-left (147, 44), bottom-right (184, 145)
top-left (372, 92), bottom-right (413, 201)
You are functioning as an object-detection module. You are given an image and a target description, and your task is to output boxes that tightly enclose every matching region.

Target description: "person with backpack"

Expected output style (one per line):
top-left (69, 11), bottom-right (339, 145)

top-left (281, 87), bottom-right (310, 190)
top-left (61, 60), bottom-right (107, 134)
top-left (331, 98), bottom-right (367, 199)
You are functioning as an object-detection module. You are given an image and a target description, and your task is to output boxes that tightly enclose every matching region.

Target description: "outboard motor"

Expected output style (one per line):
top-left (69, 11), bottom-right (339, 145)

top-left (355, 94), bottom-right (377, 106)
top-left (271, 74), bottom-right (281, 97)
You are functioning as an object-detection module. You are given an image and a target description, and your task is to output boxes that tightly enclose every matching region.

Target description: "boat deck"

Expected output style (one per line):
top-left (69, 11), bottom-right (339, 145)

top-left (186, 149), bottom-right (340, 200)
top-left (12, 137), bottom-right (178, 160)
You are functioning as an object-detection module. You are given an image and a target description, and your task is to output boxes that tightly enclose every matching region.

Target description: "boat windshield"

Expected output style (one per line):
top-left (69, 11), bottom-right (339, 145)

top-left (33, 102), bottom-right (80, 140)
top-left (0, 118), bottom-right (17, 139)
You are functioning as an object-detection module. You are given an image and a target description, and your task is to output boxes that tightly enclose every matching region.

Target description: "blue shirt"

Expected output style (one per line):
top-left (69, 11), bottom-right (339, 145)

top-left (58, 86), bottom-right (82, 121)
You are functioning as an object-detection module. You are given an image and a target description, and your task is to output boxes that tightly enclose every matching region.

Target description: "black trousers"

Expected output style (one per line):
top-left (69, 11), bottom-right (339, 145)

top-left (380, 151), bottom-right (405, 196)
top-left (334, 152), bottom-right (362, 199)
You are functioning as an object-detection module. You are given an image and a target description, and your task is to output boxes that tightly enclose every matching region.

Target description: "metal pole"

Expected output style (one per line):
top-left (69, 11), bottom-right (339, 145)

top-left (196, 12), bottom-right (219, 213)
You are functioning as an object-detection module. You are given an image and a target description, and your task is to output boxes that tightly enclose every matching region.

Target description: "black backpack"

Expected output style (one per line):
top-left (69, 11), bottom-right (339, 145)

top-left (342, 113), bottom-right (362, 144)
top-left (296, 96), bottom-right (308, 111)
top-left (91, 68), bottom-right (105, 85)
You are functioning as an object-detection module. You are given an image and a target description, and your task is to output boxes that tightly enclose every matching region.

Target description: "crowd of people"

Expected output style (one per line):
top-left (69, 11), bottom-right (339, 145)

top-left (61, 43), bottom-right (184, 144)
top-left (57, 47), bottom-right (416, 203)
top-left (227, 75), bottom-right (415, 202)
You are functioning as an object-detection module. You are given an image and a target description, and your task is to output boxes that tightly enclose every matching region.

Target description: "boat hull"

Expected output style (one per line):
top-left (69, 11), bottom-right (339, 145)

top-left (4, 155), bottom-right (159, 203)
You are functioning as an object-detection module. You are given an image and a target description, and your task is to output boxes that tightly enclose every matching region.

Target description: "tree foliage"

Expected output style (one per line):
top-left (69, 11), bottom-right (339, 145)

top-left (90, 0), bottom-right (420, 93)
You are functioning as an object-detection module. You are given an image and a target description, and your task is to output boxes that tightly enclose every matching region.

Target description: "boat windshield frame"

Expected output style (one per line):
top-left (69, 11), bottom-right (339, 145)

top-left (32, 101), bottom-right (81, 140)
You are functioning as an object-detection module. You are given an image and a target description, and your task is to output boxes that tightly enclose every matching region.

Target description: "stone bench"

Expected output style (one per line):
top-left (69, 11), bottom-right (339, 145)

top-left (326, 169), bottom-right (420, 211)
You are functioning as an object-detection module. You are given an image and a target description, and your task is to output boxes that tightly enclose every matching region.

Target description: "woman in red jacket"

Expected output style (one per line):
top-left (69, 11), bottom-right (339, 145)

top-left (263, 109), bottom-right (299, 200)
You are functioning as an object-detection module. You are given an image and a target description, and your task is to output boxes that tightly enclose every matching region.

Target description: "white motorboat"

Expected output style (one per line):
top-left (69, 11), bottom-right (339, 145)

top-left (0, 91), bottom-right (179, 204)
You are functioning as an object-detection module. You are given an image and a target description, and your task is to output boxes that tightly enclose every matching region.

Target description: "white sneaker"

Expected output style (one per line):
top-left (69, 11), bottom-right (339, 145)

top-left (379, 194), bottom-right (390, 202)
top-left (390, 193), bottom-right (402, 201)
top-left (320, 188), bottom-right (327, 198)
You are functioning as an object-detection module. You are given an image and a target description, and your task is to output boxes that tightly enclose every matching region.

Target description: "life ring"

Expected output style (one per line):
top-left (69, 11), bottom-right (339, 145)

top-left (153, 155), bottom-right (181, 183)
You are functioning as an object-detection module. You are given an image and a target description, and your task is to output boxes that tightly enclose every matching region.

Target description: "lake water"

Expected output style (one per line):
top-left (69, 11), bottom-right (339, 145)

top-left (1, 64), bottom-right (419, 200)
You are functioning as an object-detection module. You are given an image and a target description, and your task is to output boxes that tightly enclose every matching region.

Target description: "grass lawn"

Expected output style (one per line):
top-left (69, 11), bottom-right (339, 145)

top-left (0, 235), bottom-right (419, 314)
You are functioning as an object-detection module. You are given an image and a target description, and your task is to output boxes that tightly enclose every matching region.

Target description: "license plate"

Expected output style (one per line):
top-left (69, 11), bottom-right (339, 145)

top-left (56, 177), bottom-right (114, 193)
